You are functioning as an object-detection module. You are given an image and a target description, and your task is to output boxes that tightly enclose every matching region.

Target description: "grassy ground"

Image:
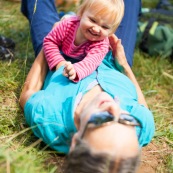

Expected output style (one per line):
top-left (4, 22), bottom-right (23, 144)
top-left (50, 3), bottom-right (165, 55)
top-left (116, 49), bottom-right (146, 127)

top-left (0, 0), bottom-right (172, 173)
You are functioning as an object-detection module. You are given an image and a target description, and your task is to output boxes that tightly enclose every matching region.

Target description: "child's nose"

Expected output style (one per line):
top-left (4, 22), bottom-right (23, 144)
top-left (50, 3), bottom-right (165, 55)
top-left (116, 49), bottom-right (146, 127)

top-left (92, 26), bottom-right (100, 33)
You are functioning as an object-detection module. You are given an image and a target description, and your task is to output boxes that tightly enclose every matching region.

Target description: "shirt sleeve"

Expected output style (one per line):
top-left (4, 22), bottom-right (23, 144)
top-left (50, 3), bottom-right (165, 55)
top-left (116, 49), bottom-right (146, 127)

top-left (73, 38), bottom-right (109, 82)
top-left (130, 104), bottom-right (155, 147)
top-left (24, 91), bottom-right (70, 154)
top-left (43, 19), bottom-right (68, 70)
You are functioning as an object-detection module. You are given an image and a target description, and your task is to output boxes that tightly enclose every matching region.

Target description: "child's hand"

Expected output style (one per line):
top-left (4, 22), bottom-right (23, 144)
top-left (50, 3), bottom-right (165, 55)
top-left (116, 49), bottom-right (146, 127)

top-left (63, 61), bottom-right (76, 80)
top-left (56, 61), bottom-right (67, 70)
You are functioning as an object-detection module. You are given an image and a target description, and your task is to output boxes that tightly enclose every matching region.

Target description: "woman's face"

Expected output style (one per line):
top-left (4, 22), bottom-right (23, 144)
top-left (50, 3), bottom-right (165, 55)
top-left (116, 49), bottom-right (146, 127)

top-left (71, 92), bottom-right (139, 159)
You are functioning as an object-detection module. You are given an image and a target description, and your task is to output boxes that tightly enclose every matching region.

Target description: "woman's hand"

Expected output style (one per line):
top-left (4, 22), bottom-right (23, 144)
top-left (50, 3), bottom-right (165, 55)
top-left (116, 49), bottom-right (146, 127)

top-left (109, 35), bottom-right (148, 107)
top-left (109, 34), bottom-right (128, 68)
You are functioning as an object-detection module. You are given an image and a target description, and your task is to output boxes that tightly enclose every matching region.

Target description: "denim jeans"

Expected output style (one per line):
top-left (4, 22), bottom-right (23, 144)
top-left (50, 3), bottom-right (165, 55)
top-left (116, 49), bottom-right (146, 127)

top-left (115, 0), bottom-right (141, 66)
top-left (21, 0), bottom-right (141, 67)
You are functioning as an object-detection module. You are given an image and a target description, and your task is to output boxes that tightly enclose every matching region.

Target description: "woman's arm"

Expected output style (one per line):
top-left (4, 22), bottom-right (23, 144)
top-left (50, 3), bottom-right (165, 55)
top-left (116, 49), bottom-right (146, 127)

top-left (123, 62), bottom-right (148, 108)
top-left (19, 20), bottom-right (69, 109)
top-left (19, 48), bottom-right (66, 109)
top-left (19, 49), bottom-right (48, 109)
top-left (109, 35), bottom-right (148, 108)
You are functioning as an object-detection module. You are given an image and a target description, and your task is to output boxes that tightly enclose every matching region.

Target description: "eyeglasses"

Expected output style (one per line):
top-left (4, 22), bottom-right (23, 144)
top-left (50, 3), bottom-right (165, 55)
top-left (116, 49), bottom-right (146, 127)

top-left (81, 111), bottom-right (140, 139)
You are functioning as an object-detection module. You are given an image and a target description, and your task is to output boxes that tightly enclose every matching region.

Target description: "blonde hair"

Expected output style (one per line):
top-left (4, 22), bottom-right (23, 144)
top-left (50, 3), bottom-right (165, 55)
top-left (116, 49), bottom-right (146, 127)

top-left (76, 0), bottom-right (124, 33)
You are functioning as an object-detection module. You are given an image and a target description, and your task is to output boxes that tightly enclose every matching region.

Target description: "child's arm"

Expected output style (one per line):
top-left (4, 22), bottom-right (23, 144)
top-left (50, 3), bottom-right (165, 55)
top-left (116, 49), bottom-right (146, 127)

top-left (70, 40), bottom-right (109, 82)
top-left (43, 20), bottom-right (67, 70)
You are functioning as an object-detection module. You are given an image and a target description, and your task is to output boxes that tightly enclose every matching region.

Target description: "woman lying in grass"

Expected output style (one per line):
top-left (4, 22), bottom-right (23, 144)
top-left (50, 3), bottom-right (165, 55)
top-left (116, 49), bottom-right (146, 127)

top-left (20, 0), bottom-right (155, 172)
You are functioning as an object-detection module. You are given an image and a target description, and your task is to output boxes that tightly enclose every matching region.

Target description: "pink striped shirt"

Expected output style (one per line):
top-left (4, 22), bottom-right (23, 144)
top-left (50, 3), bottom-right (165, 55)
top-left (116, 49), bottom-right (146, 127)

top-left (43, 16), bottom-right (109, 82)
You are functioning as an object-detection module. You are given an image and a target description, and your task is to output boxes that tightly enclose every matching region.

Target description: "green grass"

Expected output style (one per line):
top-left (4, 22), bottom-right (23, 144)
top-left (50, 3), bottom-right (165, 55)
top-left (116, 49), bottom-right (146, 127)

top-left (0, 0), bottom-right (173, 172)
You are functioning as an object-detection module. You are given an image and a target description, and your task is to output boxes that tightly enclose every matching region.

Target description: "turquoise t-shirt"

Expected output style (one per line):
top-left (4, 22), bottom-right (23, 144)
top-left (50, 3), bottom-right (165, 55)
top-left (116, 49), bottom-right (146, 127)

top-left (24, 51), bottom-right (155, 154)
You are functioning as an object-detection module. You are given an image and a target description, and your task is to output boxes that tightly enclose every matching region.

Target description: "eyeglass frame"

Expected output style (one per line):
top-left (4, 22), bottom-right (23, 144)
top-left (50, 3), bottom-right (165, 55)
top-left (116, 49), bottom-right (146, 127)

top-left (80, 111), bottom-right (141, 139)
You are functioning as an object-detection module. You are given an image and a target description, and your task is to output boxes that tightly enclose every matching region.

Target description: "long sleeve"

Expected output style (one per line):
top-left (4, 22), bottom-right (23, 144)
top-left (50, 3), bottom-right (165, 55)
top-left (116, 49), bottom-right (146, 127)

top-left (43, 16), bottom-right (109, 78)
top-left (73, 39), bottom-right (109, 82)
top-left (43, 19), bottom-right (67, 70)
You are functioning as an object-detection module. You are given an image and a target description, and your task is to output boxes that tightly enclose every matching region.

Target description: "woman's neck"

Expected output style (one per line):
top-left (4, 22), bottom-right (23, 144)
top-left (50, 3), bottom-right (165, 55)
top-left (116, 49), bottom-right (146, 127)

top-left (74, 85), bottom-right (103, 129)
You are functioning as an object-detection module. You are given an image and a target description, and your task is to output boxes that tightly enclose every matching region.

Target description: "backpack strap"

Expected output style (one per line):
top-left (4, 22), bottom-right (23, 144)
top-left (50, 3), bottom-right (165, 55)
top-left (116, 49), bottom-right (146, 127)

top-left (139, 18), bottom-right (156, 53)
top-left (151, 8), bottom-right (173, 16)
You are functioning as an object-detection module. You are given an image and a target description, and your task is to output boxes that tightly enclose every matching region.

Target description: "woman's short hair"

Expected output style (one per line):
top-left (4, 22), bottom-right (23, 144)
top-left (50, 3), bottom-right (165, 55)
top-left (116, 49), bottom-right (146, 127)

top-left (64, 138), bottom-right (140, 173)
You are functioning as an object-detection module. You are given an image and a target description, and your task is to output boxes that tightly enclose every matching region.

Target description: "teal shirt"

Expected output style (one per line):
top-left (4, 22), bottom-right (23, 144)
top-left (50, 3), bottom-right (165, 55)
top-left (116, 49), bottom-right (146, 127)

top-left (24, 51), bottom-right (155, 154)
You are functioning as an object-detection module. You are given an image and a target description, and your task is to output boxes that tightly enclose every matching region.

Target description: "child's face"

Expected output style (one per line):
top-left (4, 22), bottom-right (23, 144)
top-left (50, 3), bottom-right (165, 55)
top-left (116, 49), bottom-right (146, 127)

top-left (79, 7), bottom-right (114, 42)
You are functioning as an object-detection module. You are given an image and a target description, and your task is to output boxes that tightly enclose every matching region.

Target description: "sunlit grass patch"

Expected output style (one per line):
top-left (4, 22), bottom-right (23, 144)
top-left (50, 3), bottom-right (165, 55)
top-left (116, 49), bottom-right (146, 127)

top-left (133, 50), bottom-right (173, 172)
top-left (0, 0), bottom-right (173, 172)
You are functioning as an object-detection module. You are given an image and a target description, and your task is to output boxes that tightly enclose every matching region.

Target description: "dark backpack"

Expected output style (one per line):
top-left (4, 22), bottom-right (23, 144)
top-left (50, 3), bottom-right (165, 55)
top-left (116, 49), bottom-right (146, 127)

top-left (137, 4), bottom-right (173, 60)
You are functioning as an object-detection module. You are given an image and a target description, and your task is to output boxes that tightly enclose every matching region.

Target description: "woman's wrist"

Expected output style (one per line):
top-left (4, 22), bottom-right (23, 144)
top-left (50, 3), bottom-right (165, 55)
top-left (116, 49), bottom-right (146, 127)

top-left (122, 63), bottom-right (131, 76)
top-left (114, 57), bottom-right (129, 74)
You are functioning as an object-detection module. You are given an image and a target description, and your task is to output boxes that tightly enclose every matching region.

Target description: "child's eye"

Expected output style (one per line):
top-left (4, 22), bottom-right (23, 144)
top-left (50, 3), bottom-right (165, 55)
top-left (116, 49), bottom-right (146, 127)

top-left (89, 18), bottom-right (96, 23)
top-left (102, 26), bottom-right (110, 30)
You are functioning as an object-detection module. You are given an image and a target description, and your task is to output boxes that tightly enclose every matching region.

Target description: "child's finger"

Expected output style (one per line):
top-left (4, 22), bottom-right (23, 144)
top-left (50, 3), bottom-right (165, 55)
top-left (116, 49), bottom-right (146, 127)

top-left (63, 61), bottom-right (72, 76)
top-left (66, 63), bottom-right (74, 72)
top-left (68, 68), bottom-right (76, 76)
top-left (64, 61), bottom-right (71, 67)
top-left (69, 73), bottom-right (76, 80)
top-left (63, 68), bottom-right (68, 77)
